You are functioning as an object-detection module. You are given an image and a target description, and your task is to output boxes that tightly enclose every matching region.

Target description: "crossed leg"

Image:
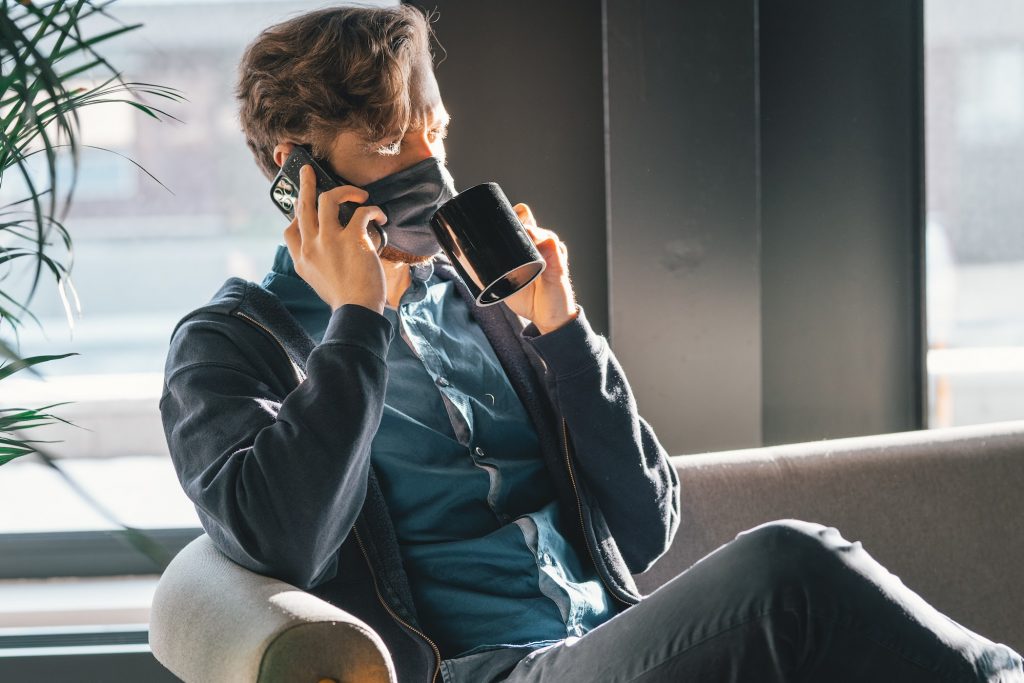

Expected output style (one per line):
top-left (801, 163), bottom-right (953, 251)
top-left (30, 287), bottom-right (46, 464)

top-left (491, 520), bottom-right (1024, 683)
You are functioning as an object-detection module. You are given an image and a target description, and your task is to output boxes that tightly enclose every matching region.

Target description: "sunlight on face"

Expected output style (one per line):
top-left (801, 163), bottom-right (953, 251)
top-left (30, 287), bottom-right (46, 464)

top-left (327, 59), bottom-right (451, 187)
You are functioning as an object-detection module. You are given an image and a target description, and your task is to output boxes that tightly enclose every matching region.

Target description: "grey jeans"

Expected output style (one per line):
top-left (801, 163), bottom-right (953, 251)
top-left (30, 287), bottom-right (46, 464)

top-left (440, 520), bottom-right (1024, 683)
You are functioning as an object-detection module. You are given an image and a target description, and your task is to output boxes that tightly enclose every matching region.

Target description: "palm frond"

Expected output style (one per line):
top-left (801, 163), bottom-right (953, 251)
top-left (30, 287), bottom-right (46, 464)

top-left (0, 352), bottom-right (78, 381)
top-left (0, 0), bottom-right (182, 470)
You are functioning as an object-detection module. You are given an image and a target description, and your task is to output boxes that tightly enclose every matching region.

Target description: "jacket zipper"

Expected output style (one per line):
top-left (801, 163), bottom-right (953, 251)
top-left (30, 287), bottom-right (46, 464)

top-left (354, 527), bottom-right (442, 683)
top-left (560, 416), bottom-right (634, 608)
top-left (235, 308), bottom-right (442, 682)
top-left (234, 311), bottom-right (307, 384)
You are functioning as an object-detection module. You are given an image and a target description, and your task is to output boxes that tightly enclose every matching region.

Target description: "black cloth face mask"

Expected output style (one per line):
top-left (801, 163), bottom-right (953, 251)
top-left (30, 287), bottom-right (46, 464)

top-left (331, 156), bottom-right (457, 258)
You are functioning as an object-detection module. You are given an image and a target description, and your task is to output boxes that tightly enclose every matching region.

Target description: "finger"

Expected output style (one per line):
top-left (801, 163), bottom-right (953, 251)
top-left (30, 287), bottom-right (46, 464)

top-left (536, 236), bottom-right (561, 260)
top-left (529, 228), bottom-right (568, 263)
top-left (318, 186), bottom-right (371, 233)
top-left (317, 179), bottom-right (350, 233)
top-left (283, 217), bottom-right (300, 256)
top-left (524, 223), bottom-right (560, 246)
top-left (513, 202), bottom-right (537, 227)
top-left (321, 184), bottom-right (370, 206)
top-left (297, 164), bottom-right (318, 238)
top-left (342, 205), bottom-right (389, 245)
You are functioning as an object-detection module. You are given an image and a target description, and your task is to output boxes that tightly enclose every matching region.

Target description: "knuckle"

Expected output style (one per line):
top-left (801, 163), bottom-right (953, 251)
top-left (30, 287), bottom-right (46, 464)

top-left (345, 185), bottom-right (370, 200)
top-left (326, 185), bottom-right (368, 202)
top-left (352, 205), bottom-right (379, 221)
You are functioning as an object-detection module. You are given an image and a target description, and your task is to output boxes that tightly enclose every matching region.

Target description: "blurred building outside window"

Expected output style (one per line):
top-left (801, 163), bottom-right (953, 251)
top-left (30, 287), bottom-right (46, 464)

top-left (925, 0), bottom-right (1024, 428)
top-left (0, 0), bottom-right (392, 626)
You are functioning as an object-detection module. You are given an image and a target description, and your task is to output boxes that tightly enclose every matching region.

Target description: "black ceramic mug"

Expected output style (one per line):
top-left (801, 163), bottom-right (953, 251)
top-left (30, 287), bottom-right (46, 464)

top-left (430, 182), bottom-right (546, 306)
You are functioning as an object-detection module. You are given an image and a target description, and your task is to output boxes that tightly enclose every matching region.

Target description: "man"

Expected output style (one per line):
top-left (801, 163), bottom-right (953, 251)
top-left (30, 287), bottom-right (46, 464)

top-left (159, 5), bottom-right (1024, 682)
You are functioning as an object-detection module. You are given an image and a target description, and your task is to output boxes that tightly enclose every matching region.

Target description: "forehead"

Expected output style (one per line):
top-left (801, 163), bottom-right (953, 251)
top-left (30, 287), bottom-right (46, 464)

top-left (407, 57), bottom-right (447, 129)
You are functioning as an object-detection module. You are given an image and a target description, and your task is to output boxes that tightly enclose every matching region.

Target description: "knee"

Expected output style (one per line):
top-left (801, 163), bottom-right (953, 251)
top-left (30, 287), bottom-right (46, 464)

top-left (735, 519), bottom-right (834, 555)
top-left (731, 519), bottom-right (853, 590)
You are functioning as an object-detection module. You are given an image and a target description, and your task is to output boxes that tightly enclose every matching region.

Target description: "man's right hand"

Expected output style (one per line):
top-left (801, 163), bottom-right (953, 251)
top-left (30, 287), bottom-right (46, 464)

top-left (283, 163), bottom-right (388, 315)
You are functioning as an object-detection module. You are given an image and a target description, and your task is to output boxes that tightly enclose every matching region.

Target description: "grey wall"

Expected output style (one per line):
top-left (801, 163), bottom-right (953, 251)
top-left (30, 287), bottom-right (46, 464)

top-left (415, 0), bottom-right (924, 455)
top-left (423, 0), bottom-right (609, 336)
top-left (604, 0), bottom-right (763, 453)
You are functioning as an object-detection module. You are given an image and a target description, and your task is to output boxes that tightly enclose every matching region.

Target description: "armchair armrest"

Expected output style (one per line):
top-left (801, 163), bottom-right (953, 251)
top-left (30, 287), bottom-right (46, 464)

top-left (150, 534), bottom-right (395, 683)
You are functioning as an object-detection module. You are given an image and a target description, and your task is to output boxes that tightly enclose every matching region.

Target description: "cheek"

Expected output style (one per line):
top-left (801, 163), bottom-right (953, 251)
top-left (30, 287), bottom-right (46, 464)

top-left (348, 159), bottom-right (404, 186)
top-left (379, 158), bottom-right (409, 178)
top-left (428, 139), bottom-right (447, 163)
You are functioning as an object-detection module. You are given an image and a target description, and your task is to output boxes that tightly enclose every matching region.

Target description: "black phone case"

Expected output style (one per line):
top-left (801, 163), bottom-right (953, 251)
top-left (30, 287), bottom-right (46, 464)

top-left (269, 145), bottom-right (387, 252)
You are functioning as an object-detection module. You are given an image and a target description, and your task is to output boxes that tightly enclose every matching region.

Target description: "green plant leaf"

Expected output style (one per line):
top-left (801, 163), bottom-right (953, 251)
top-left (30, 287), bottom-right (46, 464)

top-left (0, 352), bottom-right (78, 381)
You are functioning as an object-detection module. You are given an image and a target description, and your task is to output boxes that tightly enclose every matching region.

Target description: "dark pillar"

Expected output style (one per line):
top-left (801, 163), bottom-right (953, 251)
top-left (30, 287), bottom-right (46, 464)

top-left (759, 0), bottom-right (925, 444)
top-left (604, 0), bottom-right (763, 453)
top-left (414, 0), bottom-right (609, 335)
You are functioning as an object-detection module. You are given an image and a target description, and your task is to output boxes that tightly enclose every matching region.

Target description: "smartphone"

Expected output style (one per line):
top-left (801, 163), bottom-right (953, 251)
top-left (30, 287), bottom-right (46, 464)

top-left (269, 144), bottom-right (387, 253)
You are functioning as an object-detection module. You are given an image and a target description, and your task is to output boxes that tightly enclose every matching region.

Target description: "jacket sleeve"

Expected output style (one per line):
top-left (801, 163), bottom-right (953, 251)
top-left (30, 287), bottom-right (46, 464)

top-left (521, 305), bottom-right (681, 574)
top-left (158, 303), bottom-right (394, 590)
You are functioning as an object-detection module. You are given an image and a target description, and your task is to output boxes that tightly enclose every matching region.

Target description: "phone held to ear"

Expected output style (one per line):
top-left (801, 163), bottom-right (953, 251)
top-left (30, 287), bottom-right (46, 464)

top-left (269, 144), bottom-right (388, 254)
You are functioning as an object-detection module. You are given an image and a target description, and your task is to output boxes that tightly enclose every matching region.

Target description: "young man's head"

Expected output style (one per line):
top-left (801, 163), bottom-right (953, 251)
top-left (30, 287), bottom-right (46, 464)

top-left (236, 5), bottom-right (450, 265)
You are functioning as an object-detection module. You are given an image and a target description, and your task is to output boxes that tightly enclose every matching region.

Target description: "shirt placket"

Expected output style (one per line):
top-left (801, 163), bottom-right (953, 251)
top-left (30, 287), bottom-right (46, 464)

top-left (398, 282), bottom-right (511, 526)
top-left (398, 290), bottom-right (474, 448)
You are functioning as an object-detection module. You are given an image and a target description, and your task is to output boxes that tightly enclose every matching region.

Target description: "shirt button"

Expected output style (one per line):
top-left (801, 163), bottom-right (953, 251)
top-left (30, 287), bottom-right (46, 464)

top-left (436, 376), bottom-right (450, 387)
top-left (473, 446), bottom-right (485, 457)
top-left (541, 552), bottom-right (553, 565)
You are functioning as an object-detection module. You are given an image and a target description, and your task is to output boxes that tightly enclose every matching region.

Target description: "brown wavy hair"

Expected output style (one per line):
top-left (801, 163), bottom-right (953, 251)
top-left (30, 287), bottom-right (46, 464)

top-left (236, 5), bottom-right (436, 180)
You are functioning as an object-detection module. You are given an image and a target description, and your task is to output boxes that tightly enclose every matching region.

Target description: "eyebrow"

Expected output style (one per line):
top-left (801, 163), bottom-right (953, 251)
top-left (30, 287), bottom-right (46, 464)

top-left (409, 107), bottom-right (451, 133)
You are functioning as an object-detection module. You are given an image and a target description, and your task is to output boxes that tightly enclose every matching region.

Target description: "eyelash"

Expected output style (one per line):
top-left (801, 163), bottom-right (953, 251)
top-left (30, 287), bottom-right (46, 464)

top-left (374, 126), bottom-right (448, 156)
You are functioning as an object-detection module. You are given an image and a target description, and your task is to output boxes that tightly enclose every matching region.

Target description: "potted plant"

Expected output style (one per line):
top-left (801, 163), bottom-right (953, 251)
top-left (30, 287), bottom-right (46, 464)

top-left (0, 0), bottom-right (184, 465)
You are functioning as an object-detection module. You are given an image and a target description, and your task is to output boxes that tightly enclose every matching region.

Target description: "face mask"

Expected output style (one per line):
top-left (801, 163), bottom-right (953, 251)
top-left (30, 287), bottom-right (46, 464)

top-left (333, 156), bottom-right (457, 259)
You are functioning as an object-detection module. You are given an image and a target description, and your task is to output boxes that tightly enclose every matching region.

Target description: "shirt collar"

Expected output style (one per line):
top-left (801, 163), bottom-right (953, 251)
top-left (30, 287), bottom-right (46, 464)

top-left (410, 259), bottom-right (435, 283)
top-left (270, 244), bottom-right (299, 277)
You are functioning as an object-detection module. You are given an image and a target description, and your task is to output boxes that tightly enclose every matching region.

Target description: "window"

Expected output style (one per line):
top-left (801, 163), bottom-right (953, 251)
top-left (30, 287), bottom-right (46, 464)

top-left (925, 0), bottom-right (1024, 427)
top-left (0, 0), bottom-right (393, 628)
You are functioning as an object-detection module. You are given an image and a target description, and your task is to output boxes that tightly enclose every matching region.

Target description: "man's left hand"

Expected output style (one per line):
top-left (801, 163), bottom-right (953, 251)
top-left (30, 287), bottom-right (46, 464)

top-left (503, 203), bottom-right (579, 335)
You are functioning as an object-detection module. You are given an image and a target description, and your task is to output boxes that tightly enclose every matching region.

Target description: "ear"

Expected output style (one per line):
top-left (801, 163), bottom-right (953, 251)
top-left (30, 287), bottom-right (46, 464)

top-left (272, 141), bottom-right (296, 168)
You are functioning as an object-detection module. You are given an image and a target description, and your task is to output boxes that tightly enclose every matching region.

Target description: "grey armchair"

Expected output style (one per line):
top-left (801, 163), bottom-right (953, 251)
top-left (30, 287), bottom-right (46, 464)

top-left (150, 421), bottom-right (1024, 682)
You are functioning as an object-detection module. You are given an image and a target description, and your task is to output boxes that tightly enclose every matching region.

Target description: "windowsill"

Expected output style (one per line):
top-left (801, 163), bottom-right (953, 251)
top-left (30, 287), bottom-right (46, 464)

top-left (0, 455), bottom-right (199, 534)
top-left (0, 576), bottom-right (159, 629)
top-left (1, 372), bottom-right (164, 404)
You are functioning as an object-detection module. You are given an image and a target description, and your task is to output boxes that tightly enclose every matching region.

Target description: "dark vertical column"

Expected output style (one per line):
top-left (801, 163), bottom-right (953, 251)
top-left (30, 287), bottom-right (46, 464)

top-left (605, 0), bottom-right (763, 454)
top-left (412, 0), bottom-right (925, 453)
top-left (759, 0), bottom-right (925, 444)
top-left (409, 0), bottom-right (609, 335)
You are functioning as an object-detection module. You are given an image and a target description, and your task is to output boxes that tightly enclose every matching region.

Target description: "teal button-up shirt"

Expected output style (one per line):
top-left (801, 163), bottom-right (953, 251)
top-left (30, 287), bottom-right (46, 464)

top-left (261, 245), bottom-right (613, 658)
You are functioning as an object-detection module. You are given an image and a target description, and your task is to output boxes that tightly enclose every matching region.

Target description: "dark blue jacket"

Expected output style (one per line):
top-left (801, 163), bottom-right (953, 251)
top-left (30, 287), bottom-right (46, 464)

top-left (159, 257), bottom-right (681, 683)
